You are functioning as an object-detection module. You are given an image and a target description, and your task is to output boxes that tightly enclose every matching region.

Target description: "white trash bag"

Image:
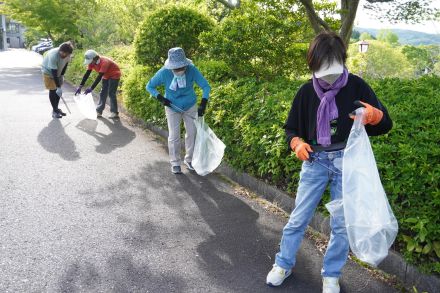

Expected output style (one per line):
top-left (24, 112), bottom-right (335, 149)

top-left (342, 108), bottom-right (398, 267)
top-left (73, 93), bottom-right (97, 120)
top-left (192, 116), bottom-right (226, 176)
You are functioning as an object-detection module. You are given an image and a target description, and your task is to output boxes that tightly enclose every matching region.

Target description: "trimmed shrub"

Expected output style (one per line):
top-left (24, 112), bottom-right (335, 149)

top-left (199, 2), bottom-right (311, 80)
top-left (195, 59), bottom-right (234, 83)
top-left (122, 65), bottom-right (167, 128)
top-left (134, 5), bottom-right (215, 68)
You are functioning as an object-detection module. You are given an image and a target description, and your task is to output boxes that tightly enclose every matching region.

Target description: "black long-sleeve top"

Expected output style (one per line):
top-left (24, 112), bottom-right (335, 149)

top-left (284, 74), bottom-right (392, 147)
top-left (80, 70), bottom-right (104, 90)
top-left (50, 63), bottom-right (68, 88)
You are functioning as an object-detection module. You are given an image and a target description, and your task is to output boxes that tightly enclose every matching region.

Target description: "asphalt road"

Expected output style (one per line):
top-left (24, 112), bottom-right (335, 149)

top-left (0, 49), bottom-right (398, 293)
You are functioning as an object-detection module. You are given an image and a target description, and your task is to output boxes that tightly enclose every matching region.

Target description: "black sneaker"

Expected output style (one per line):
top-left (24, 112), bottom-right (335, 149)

top-left (57, 109), bottom-right (66, 116)
top-left (52, 111), bottom-right (62, 118)
top-left (171, 166), bottom-right (182, 174)
top-left (184, 161), bottom-right (195, 171)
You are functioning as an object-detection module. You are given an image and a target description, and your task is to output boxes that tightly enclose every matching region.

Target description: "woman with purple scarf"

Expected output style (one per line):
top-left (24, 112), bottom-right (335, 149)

top-left (266, 32), bottom-right (392, 293)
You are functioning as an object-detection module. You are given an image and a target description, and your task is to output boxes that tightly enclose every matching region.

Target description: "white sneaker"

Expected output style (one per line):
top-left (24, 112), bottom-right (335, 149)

top-left (266, 264), bottom-right (291, 287)
top-left (184, 160), bottom-right (195, 171)
top-left (109, 112), bottom-right (119, 119)
top-left (322, 277), bottom-right (340, 293)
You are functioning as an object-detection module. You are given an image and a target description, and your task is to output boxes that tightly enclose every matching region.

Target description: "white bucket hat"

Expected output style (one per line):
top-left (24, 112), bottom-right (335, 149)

top-left (164, 47), bottom-right (192, 70)
top-left (84, 49), bottom-right (98, 65)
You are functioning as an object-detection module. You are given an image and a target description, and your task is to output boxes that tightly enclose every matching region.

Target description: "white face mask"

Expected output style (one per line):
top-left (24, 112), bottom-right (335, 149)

top-left (319, 74), bottom-right (341, 85)
top-left (314, 61), bottom-right (343, 82)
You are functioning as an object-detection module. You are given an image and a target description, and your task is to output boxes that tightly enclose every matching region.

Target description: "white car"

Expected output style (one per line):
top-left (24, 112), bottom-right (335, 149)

top-left (32, 40), bottom-right (52, 52)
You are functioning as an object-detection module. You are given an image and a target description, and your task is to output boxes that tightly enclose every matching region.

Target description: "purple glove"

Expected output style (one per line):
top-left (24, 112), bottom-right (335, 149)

top-left (75, 85), bottom-right (83, 95)
top-left (84, 88), bottom-right (92, 95)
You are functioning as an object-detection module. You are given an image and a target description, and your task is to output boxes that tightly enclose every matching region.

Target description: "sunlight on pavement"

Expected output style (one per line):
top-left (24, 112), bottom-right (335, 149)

top-left (0, 49), bottom-right (42, 69)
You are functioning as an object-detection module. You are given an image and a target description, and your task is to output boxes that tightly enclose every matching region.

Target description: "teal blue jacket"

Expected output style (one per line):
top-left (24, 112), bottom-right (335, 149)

top-left (146, 64), bottom-right (211, 112)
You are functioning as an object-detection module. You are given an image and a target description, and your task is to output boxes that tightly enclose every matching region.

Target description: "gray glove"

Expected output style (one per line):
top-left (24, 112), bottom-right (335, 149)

top-left (56, 87), bottom-right (63, 97)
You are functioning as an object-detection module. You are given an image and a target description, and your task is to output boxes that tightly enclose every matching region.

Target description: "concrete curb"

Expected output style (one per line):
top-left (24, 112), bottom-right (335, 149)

top-left (70, 82), bottom-right (439, 293)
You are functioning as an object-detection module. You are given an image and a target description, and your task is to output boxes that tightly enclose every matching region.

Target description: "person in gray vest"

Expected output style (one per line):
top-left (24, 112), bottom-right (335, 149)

top-left (41, 42), bottom-right (73, 118)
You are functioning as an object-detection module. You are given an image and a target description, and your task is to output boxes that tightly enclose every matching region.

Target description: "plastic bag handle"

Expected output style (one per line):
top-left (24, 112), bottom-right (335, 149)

top-left (353, 107), bottom-right (365, 130)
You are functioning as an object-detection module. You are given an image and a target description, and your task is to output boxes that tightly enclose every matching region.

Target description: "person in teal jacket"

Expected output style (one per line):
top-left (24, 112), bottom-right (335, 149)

top-left (146, 47), bottom-right (211, 174)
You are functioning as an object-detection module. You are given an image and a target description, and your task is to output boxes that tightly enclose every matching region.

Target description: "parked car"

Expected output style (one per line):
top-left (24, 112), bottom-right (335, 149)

top-left (36, 44), bottom-right (53, 55)
top-left (31, 40), bottom-right (52, 53)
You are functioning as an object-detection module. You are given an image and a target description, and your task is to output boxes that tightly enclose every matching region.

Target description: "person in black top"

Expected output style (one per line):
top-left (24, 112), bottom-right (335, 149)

top-left (266, 31), bottom-right (392, 292)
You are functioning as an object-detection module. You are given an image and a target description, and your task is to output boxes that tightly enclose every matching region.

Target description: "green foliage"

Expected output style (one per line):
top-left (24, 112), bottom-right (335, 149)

top-left (377, 29), bottom-right (399, 45)
top-left (205, 77), bottom-right (304, 188)
top-left (2, 0), bottom-right (96, 45)
top-left (402, 45), bottom-right (431, 76)
top-left (195, 59), bottom-right (233, 82)
top-left (402, 45), bottom-right (440, 76)
top-left (351, 29), bottom-right (361, 41)
top-left (104, 45), bottom-right (135, 83)
top-left (205, 0), bottom-right (233, 21)
top-left (200, 1), bottom-right (313, 80)
top-left (359, 32), bottom-right (375, 40)
top-left (1, 0), bottom-right (184, 47)
top-left (122, 65), bottom-right (167, 128)
top-left (347, 40), bottom-right (414, 79)
top-left (367, 76), bottom-right (440, 274)
top-left (23, 28), bottom-right (48, 48)
top-left (134, 5), bottom-right (215, 68)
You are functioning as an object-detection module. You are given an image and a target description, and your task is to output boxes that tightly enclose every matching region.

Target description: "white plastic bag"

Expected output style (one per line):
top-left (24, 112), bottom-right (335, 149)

top-left (342, 108), bottom-right (398, 267)
top-left (73, 93), bottom-right (97, 120)
top-left (192, 117), bottom-right (226, 176)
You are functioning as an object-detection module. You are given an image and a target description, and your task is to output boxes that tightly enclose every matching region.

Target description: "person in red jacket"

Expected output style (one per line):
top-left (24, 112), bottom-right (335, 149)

top-left (75, 50), bottom-right (121, 119)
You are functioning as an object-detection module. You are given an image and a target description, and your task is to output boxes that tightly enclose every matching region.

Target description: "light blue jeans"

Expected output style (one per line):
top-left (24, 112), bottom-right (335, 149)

top-left (275, 150), bottom-right (349, 277)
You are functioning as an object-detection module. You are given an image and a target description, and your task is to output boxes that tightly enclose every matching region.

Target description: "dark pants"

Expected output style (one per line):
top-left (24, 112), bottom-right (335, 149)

top-left (96, 78), bottom-right (119, 114)
top-left (49, 90), bottom-right (60, 111)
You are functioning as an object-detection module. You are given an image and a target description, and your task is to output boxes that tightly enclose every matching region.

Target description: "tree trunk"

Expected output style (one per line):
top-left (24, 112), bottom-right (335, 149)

top-left (339, 0), bottom-right (360, 45)
top-left (47, 31), bottom-right (54, 41)
top-left (298, 0), bottom-right (330, 34)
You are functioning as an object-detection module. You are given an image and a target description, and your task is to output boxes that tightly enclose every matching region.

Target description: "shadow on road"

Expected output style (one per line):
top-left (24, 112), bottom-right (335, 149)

top-left (37, 119), bottom-right (80, 161)
top-left (0, 67), bottom-right (46, 94)
top-left (67, 161), bottom-right (322, 292)
top-left (75, 118), bottom-right (136, 154)
top-left (58, 253), bottom-right (187, 292)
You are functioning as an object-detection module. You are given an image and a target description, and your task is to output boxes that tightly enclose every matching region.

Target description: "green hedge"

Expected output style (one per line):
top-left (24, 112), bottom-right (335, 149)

top-left (368, 77), bottom-right (440, 274)
top-left (199, 1), bottom-right (310, 80)
top-left (122, 68), bottom-right (440, 274)
top-left (134, 5), bottom-right (215, 68)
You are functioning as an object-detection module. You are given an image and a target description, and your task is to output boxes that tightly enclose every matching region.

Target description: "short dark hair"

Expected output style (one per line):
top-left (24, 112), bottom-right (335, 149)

top-left (306, 31), bottom-right (347, 72)
top-left (59, 41), bottom-right (73, 54)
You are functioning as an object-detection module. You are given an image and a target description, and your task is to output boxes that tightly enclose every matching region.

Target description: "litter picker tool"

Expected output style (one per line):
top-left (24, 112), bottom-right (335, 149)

top-left (60, 95), bottom-right (72, 114)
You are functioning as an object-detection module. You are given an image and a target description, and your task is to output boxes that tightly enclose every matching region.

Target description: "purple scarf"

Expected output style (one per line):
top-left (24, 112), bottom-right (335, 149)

top-left (312, 68), bottom-right (349, 146)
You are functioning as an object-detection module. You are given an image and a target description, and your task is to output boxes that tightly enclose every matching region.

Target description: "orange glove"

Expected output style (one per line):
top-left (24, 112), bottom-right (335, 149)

top-left (290, 137), bottom-right (313, 161)
top-left (351, 101), bottom-right (384, 125)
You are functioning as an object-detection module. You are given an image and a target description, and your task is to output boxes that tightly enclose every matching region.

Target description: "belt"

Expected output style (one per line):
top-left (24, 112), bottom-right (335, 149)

top-left (311, 141), bottom-right (346, 152)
